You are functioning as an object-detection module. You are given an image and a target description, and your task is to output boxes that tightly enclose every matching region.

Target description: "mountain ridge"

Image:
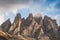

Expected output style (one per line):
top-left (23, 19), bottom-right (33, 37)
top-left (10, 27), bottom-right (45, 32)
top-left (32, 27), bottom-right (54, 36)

top-left (0, 13), bottom-right (60, 40)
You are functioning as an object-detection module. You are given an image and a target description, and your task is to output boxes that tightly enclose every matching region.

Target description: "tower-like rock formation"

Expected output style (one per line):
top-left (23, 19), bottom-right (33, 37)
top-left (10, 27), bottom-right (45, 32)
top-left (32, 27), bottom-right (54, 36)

top-left (8, 13), bottom-right (21, 35)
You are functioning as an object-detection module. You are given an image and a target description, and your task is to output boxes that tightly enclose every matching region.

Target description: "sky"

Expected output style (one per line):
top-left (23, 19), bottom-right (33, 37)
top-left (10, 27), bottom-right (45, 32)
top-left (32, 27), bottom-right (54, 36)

top-left (0, 0), bottom-right (60, 26)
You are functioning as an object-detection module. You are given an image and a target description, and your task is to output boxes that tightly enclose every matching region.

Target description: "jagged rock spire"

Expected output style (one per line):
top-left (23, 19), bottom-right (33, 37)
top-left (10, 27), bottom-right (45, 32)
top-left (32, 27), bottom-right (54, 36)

top-left (29, 13), bottom-right (33, 18)
top-left (26, 13), bottom-right (33, 20)
top-left (8, 13), bottom-right (22, 35)
top-left (14, 13), bottom-right (21, 21)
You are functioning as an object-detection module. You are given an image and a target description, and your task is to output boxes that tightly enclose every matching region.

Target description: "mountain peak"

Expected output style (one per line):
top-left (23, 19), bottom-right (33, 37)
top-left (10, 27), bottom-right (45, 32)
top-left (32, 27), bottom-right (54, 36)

top-left (26, 13), bottom-right (33, 20)
top-left (14, 13), bottom-right (21, 22)
top-left (34, 13), bottom-right (42, 18)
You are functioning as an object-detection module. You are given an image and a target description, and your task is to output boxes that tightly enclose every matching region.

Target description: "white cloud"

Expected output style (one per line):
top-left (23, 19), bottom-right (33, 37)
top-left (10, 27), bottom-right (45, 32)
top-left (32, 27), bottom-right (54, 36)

top-left (0, 0), bottom-right (59, 26)
top-left (0, 4), bottom-right (30, 24)
top-left (54, 14), bottom-right (60, 26)
top-left (0, 12), bottom-right (5, 25)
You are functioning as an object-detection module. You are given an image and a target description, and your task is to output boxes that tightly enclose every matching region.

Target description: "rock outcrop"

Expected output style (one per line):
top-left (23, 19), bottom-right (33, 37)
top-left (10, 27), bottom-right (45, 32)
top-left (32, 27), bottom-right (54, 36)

top-left (8, 13), bottom-right (21, 35)
top-left (43, 16), bottom-right (58, 40)
top-left (0, 13), bottom-right (60, 40)
top-left (1, 19), bottom-right (11, 32)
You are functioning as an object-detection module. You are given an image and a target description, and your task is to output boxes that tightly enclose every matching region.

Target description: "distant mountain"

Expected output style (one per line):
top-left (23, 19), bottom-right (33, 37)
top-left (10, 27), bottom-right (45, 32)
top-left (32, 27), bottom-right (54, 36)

top-left (0, 13), bottom-right (60, 40)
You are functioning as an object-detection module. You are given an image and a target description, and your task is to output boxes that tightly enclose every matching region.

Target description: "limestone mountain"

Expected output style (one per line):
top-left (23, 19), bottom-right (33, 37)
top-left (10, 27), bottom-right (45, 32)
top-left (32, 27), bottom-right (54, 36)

top-left (0, 13), bottom-right (60, 40)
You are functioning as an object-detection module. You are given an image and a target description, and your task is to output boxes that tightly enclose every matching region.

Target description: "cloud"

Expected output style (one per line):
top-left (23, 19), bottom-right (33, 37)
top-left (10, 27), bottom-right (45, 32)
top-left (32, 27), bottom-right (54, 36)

top-left (0, 12), bottom-right (5, 25)
top-left (54, 14), bottom-right (60, 26)
top-left (0, 0), bottom-right (60, 26)
top-left (0, 0), bottom-right (29, 5)
top-left (0, 15), bottom-right (4, 25)
top-left (0, 0), bottom-right (31, 24)
top-left (0, 0), bottom-right (31, 16)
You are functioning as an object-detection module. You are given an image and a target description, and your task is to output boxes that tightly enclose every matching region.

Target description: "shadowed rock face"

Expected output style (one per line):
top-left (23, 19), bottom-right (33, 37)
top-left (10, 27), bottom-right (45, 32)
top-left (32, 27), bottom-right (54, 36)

top-left (43, 16), bottom-right (59, 40)
top-left (0, 13), bottom-right (60, 40)
top-left (1, 19), bottom-right (11, 32)
top-left (0, 36), bottom-right (7, 40)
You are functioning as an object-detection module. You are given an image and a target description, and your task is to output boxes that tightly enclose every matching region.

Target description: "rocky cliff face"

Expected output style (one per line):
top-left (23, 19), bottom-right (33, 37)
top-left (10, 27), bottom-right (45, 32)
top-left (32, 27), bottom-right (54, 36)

top-left (0, 13), bottom-right (60, 40)
top-left (1, 19), bottom-right (11, 32)
top-left (8, 13), bottom-right (21, 35)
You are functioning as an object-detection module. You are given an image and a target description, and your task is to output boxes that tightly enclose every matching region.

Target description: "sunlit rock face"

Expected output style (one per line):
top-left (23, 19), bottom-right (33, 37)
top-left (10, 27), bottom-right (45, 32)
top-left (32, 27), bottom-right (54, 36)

top-left (0, 13), bottom-right (60, 40)
top-left (8, 13), bottom-right (22, 35)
